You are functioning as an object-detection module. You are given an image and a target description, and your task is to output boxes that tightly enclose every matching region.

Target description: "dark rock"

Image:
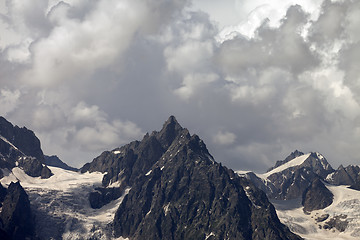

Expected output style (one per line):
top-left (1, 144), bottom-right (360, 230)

top-left (81, 116), bottom-right (187, 187)
top-left (349, 175), bottom-right (360, 190)
top-left (0, 117), bottom-right (44, 162)
top-left (44, 155), bottom-right (78, 171)
top-left (0, 183), bottom-right (7, 207)
top-left (81, 116), bottom-right (190, 208)
top-left (0, 229), bottom-right (11, 240)
top-left (302, 178), bottom-right (333, 212)
top-left (41, 165), bottom-right (53, 179)
top-left (112, 117), bottom-right (302, 240)
top-left (0, 137), bottom-right (21, 169)
top-left (253, 152), bottom-right (335, 200)
top-left (0, 182), bottom-right (36, 239)
top-left (89, 187), bottom-right (124, 209)
top-left (327, 165), bottom-right (360, 186)
top-left (18, 157), bottom-right (53, 179)
top-left (0, 116), bottom-right (52, 179)
top-left (315, 214), bottom-right (329, 222)
top-left (324, 215), bottom-right (348, 232)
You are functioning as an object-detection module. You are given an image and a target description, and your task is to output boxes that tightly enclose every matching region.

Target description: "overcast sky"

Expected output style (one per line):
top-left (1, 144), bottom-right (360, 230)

top-left (1, 0), bottom-right (360, 172)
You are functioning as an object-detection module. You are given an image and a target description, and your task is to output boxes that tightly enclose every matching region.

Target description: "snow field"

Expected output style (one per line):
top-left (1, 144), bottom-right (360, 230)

top-left (0, 166), bottom-right (129, 240)
top-left (273, 184), bottom-right (360, 240)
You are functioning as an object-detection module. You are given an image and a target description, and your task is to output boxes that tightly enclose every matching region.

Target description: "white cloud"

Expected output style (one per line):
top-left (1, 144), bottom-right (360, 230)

top-left (2, 0), bottom-right (360, 172)
top-left (0, 89), bottom-right (21, 116)
top-left (213, 131), bottom-right (237, 145)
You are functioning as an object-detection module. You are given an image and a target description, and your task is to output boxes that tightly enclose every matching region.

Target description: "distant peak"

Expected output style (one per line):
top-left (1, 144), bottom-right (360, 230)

top-left (164, 115), bottom-right (178, 126)
top-left (292, 150), bottom-right (304, 155)
top-left (266, 150), bottom-right (305, 172)
top-left (156, 116), bottom-right (185, 149)
top-left (160, 116), bottom-right (182, 132)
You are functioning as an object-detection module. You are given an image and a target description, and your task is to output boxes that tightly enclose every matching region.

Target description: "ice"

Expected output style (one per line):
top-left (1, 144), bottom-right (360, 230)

top-left (273, 185), bottom-right (360, 240)
top-left (0, 166), bottom-right (129, 240)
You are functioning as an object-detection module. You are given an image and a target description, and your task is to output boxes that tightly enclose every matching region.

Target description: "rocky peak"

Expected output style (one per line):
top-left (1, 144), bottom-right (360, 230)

top-left (267, 150), bottom-right (304, 172)
top-left (302, 152), bottom-right (334, 178)
top-left (113, 118), bottom-right (301, 240)
top-left (44, 155), bottom-right (78, 172)
top-left (154, 115), bottom-right (185, 149)
top-left (0, 116), bottom-right (52, 179)
top-left (302, 178), bottom-right (333, 212)
top-left (0, 182), bottom-right (36, 240)
top-left (0, 116), bottom-right (44, 162)
top-left (326, 164), bottom-right (360, 186)
top-left (247, 151), bottom-right (335, 200)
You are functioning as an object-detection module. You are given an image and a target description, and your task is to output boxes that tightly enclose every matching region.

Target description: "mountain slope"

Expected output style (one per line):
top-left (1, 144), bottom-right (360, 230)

top-left (238, 151), bottom-right (360, 240)
top-left (0, 116), bottom-right (52, 179)
top-left (44, 155), bottom-right (78, 172)
top-left (105, 117), bottom-right (301, 240)
top-left (0, 181), bottom-right (36, 240)
top-left (240, 151), bottom-right (334, 200)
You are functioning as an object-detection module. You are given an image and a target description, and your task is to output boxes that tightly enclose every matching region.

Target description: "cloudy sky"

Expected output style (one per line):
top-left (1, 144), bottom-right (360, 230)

top-left (1, 0), bottom-right (360, 172)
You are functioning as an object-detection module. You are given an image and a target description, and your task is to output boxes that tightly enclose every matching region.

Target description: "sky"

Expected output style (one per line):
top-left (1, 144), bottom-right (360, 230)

top-left (1, 0), bottom-right (360, 172)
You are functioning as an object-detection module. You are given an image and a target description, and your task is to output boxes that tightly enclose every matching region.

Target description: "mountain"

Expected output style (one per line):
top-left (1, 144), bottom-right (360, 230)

top-left (44, 155), bottom-right (78, 172)
top-left (83, 116), bottom-right (301, 240)
top-left (0, 181), bottom-right (36, 240)
top-left (238, 150), bottom-right (360, 240)
top-left (240, 151), bottom-right (334, 200)
top-left (0, 116), bottom-right (302, 239)
top-left (302, 178), bottom-right (333, 212)
top-left (326, 164), bottom-right (360, 186)
top-left (0, 116), bottom-right (52, 179)
top-left (266, 150), bottom-right (304, 172)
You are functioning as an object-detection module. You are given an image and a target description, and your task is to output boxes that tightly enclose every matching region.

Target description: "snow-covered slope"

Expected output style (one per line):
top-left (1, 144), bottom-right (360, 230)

top-left (260, 153), bottom-right (311, 178)
top-left (0, 166), bottom-right (129, 240)
top-left (272, 184), bottom-right (360, 240)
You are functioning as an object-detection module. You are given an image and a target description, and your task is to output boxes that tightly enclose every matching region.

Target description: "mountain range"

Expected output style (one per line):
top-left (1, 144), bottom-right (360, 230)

top-left (0, 116), bottom-right (359, 239)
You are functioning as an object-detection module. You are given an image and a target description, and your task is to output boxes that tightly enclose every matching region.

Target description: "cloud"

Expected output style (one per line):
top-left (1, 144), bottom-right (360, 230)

top-left (0, 88), bottom-right (21, 116)
top-left (213, 131), bottom-right (236, 145)
top-left (1, 0), bottom-right (360, 172)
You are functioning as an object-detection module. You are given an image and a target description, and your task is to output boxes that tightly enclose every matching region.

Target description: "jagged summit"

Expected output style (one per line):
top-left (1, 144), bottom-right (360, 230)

top-left (267, 150), bottom-right (304, 172)
top-left (243, 151), bottom-right (335, 200)
top-left (153, 115), bottom-right (185, 149)
top-left (81, 116), bottom-right (301, 240)
top-left (0, 116), bottom-right (52, 179)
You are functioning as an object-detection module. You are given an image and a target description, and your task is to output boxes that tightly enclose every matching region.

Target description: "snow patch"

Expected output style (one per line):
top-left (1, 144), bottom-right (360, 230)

top-left (205, 232), bottom-right (215, 239)
top-left (113, 150), bottom-right (121, 155)
top-left (163, 203), bottom-right (170, 216)
top-left (260, 153), bottom-right (311, 178)
top-left (145, 170), bottom-right (152, 176)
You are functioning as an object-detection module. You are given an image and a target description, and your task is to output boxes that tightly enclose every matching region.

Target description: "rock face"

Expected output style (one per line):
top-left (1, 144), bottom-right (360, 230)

top-left (44, 155), bottom-right (78, 172)
top-left (0, 183), bottom-right (7, 206)
top-left (103, 116), bottom-right (302, 240)
top-left (81, 116), bottom-right (190, 208)
top-left (0, 182), bottom-right (36, 240)
top-left (302, 178), bottom-right (333, 212)
top-left (89, 187), bottom-right (123, 209)
top-left (0, 116), bottom-right (52, 179)
top-left (243, 151), bottom-right (335, 200)
top-left (0, 117), bottom-right (44, 162)
top-left (327, 165), bottom-right (360, 186)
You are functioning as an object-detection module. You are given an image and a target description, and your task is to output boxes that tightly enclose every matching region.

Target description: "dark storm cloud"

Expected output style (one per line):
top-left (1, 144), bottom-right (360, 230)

top-left (1, 0), bottom-right (360, 172)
